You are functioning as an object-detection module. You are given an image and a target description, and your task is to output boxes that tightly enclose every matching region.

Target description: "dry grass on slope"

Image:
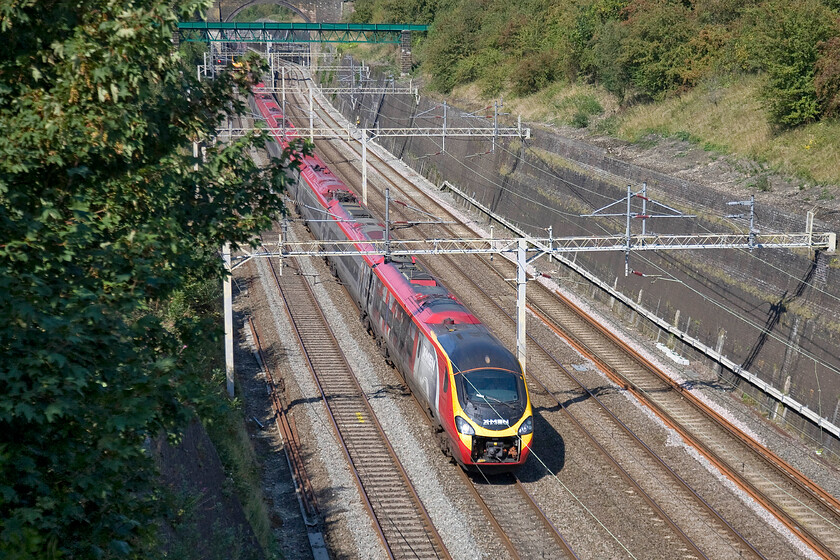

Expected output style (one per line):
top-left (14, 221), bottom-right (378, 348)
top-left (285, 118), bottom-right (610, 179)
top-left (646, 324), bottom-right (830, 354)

top-left (614, 75), bottom-right (840, 187)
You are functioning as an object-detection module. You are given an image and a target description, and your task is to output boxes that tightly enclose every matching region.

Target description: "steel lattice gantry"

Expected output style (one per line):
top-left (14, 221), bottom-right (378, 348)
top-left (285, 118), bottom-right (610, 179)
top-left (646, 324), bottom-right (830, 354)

top-left (254, 232), bottom-right (837, 259)
top-left (217, 126), bottom-right (530, 140)
top-left (177, 22), bottom-right (429, 44)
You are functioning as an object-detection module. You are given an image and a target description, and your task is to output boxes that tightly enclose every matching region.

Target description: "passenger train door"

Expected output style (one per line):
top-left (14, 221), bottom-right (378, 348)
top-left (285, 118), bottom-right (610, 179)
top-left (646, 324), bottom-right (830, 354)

top-left (358, 261), bottom-right (372, 309)
top-left (361, 264), bottom-right (379, 318)
top-left (413, 337), bottom-right (437, 417)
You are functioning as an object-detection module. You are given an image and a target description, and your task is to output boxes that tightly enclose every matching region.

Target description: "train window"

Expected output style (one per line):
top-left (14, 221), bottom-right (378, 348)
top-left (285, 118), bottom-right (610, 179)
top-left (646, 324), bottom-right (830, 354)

top-left (396, 311), bottom-right (409, 353)
top-left (443, 362), bottom-right (449, 393)
top-left (390, 307), bottom-right (400, 344)
top-left (413, 338), bottom-right (438, 405)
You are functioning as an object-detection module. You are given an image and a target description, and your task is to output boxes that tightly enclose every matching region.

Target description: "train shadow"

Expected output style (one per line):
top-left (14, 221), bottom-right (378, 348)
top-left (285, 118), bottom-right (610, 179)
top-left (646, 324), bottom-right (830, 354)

top-left (515, 410), bottom-right (565, 482)
top-left (555, 384), bottom-right (620, 408)
top-left (287, 395), bottom-right (333, 409)
top-left (366, 383), bottom-right (411, 400)
top-left (465, 408), bottom-right (565, 485)
top-left (680, 378), bottom-right (735, 392)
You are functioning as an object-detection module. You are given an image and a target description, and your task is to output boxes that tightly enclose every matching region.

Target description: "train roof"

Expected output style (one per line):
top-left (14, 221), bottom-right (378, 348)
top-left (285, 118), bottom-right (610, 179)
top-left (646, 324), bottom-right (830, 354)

top-left (253, 88), bottom-right (515, 363)
top-left (435, 329), bottom-right (521, 374)
top-left (324, 187), bottom-right (485, 331)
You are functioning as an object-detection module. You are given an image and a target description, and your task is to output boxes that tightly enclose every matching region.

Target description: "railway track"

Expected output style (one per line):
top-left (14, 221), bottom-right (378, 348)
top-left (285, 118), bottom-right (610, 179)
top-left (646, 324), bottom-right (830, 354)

top-left (261, 239), bottom-right (449, 560)
top-left (423, 249), bottom-right (764, 559)
top-left (246, 317), bottom-right (320, 522)
top-left (267, 220), bottom-right (581, 559)
top-left (518, 273), bottom-right (840, 560)
top-left (277, 75), bottom-right (743, 557)
top-left (272, 62), bottom-right (840, 558)
top-left (386, 161), bottom-right (840, 558)
top-left (263, 69), bottom-right (587, 558)
top-left (460, 469), bottom-right (578, 560)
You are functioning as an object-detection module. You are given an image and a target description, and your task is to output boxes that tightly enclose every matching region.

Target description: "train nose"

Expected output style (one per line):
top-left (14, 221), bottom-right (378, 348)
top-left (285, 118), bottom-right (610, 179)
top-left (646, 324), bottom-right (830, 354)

top-left (472, 436), bottom-right (522, 463)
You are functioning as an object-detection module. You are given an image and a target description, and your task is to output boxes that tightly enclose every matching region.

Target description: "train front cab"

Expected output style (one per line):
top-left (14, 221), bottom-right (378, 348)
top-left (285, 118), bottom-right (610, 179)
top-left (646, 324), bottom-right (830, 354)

top-left (442, 342), bottom-right (533, 472)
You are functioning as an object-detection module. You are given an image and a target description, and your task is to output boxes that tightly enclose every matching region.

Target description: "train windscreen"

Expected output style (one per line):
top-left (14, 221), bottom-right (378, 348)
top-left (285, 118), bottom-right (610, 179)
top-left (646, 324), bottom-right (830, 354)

top-left (459, 369), bottom-right (522, 404)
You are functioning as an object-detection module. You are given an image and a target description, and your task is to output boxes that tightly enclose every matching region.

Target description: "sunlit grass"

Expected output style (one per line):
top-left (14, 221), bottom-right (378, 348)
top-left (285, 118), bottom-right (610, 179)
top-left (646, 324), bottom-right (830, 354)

top-left (616, 76), bottom-right (771, 154)
top-left (451, 80), bottom-right (618, 129)
top-left (614, 74), bottom-right (840, 186)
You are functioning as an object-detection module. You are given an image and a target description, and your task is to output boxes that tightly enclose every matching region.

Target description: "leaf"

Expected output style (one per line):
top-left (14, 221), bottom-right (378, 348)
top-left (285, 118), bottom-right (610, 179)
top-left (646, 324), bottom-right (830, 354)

top-left (44, 403), bottom-right (64, 422)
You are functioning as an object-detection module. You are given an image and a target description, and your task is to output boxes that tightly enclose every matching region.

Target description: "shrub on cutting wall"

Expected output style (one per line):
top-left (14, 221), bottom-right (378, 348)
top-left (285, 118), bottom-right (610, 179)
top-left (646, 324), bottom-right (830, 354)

top-left (815, 36), bottom-right (840, 118)
top-left (740, 0), bottom-right (839, 127)
top-left (620, 0), bottom-right (707, 98)
top-left (512, 51), bottom-right (560, 96)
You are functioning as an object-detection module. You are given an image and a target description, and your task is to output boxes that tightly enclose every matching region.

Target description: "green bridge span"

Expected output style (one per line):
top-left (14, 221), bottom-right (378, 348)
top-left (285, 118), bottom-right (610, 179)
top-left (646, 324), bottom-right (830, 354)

top-left (177, 22), bottom-right (429, 44)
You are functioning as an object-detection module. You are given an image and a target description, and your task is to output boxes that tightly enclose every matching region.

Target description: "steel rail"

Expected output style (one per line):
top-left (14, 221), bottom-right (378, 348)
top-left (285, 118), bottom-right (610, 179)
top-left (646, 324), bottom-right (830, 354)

top-left (264, 247), bottom-right (450, 560)
top-left (288, 84), bottom-right (694, 558)
top-left (452, 466), bottom-right (522, 558)
top-left (411, 169), bottom-right (840, 558)
top-left (411, 246), bottom-right (732, 558)
top-left (427, 250), bottom-right (765, 560)
top-left (276, 67), bottom-right (576, 558)
top-left (461, 470), bottom-right (579, 560)
top-left (524, 288), bottom-right (840, 560)
top-left (390, 357), bottom-right (572, 560)
top-left (247, 317), bottom-right (320, 520)
top-left (289, 83), bottom-right (805, 556)
top-left (360, 139), bottom-right (840, 558)
top-left (513, 478), bottom-right (580, 560)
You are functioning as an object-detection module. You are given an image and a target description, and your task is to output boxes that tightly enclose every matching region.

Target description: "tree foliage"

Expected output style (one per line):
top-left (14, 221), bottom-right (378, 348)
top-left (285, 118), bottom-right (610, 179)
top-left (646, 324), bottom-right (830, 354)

top-left (815, 35), bottom-right (840, 117)
top-left (511, 51), bottom-right (561, 96)
top-left (0, 1), bottom-right (300, 557)
top-left (620, 0), bottom-right (701, 98)
top-left (352, 0), bottom-right (447, 24)
top-left (740, 0), bottom-right (839, 126)
top-left (353, 0), bottom-right (840, 127)
top-left (421, 1), bottom-right (486, 92)
top-left (581, 19), bottom-right (630, 98)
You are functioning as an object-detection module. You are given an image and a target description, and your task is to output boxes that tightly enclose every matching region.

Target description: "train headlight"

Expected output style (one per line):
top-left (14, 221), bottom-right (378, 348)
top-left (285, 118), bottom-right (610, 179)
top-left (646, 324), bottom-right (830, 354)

top-left (455, 416), bottom-right (475, 436)
top-left (517, 416), bottom-right (533, 435)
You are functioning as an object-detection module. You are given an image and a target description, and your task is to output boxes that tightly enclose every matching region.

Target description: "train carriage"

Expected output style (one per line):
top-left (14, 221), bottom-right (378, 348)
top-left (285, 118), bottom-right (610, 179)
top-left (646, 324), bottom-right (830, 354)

top-left (254, 88), bottom-right (533, 470)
